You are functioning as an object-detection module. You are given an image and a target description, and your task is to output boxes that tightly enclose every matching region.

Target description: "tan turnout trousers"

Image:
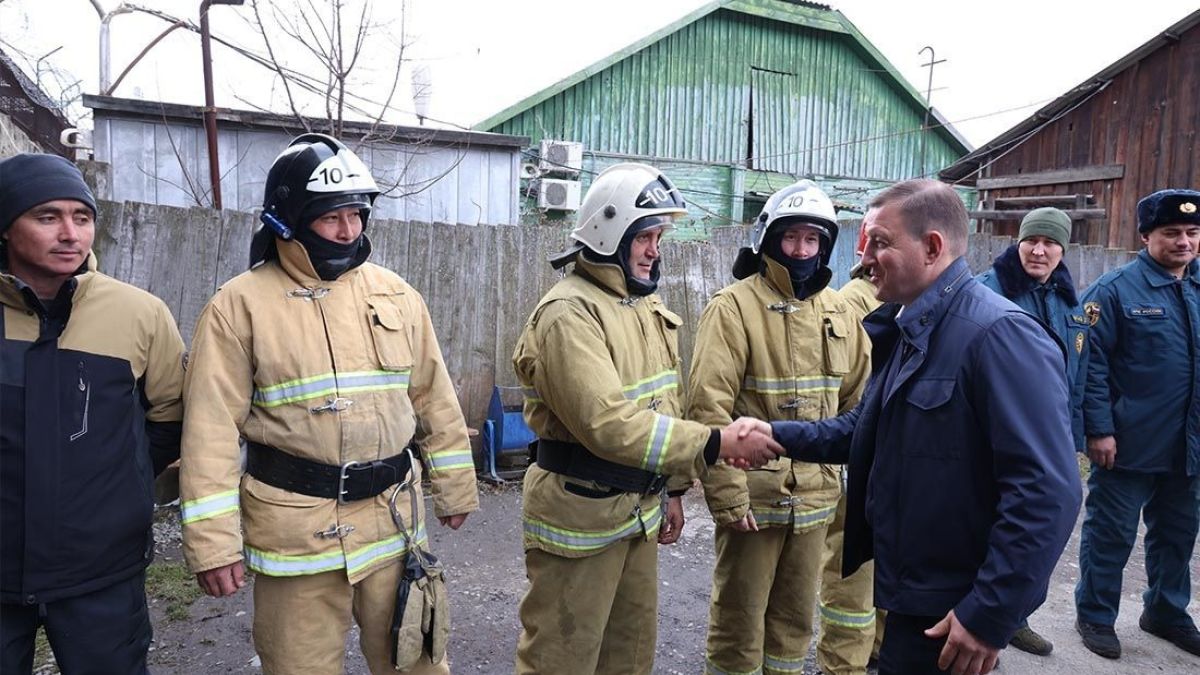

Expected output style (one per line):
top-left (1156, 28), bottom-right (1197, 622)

top-left (253, 565), bottom-right (451, 675)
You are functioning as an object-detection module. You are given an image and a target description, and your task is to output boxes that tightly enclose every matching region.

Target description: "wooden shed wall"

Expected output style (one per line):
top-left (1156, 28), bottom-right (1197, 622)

top-left (976, 20), bottom-right (1198, 250)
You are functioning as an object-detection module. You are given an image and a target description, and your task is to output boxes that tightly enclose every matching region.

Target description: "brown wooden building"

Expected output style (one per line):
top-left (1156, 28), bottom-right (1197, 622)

top-left (0, 48), bottom-right (70, 157)
top-left (940, 9), bottom-right (1199, 252)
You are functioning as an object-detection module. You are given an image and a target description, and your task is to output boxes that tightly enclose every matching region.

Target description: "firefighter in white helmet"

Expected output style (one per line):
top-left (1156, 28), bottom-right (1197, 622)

top-left (180, 133), bottom-right (478, 674)
top-left (512, 162), bottom-right (783, 674)
top-left (687, 180), bottom-right (871, 675)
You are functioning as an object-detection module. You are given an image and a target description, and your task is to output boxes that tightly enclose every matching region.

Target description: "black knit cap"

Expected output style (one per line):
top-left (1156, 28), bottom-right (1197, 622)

top-left (1137, 188), bottom-right (1200, 234)
top-left (0, 154), bottom-right (98, 234)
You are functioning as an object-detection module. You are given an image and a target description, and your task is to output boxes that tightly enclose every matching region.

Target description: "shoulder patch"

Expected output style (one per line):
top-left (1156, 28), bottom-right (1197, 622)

top-left (1084, 301), bottom-right (1101, 326)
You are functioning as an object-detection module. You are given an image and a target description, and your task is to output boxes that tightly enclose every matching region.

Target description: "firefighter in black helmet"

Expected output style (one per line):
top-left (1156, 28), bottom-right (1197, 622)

top-left (181, 133), bottom-right (478, 675)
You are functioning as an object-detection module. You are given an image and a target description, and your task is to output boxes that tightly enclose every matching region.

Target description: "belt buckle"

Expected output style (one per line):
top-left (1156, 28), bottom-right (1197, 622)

top-left (339, 460), bottom-right (365, 503)
top-left (645, 473), bottom-right (668, 495)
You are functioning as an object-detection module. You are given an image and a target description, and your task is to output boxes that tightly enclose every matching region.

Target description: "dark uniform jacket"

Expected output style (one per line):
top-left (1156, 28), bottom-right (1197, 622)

top-left (977, 244), bottom-right (1089, 450)
top-left (1080, 250), bottom-right (1200, 475)
top-left (1, 256), bottom-right (185, 604)
top-left (771, 257), bottom-right (1082, 649)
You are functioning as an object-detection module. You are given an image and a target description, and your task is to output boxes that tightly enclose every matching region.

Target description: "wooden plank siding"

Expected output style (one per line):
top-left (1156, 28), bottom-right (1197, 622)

top-left (970, 20), bottom-right (1198, 251)
top-left (89, 200), bottom-right (1138, 468)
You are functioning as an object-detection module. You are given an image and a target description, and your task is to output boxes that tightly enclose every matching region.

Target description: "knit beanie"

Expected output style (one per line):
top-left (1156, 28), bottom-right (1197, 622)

top-left (1018, 207), bottom-right (1071, 249)
top-left (0, 154), bottom-right (98, 233)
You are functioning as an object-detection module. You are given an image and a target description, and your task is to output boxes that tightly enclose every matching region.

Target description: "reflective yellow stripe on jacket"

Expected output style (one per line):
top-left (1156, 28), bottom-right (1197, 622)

top-left (252, 369), bottom-right (411, 408)
top-left (244, 522), bottom-right (428, 577)
top-left (523, 501), bottom-right (662, 554)
top-left (180, 489), bottom-right (239, 525)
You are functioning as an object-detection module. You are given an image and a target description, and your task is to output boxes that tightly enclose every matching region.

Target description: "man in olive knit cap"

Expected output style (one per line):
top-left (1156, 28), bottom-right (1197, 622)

top-left (976, 206), bottom-right (1088, 656)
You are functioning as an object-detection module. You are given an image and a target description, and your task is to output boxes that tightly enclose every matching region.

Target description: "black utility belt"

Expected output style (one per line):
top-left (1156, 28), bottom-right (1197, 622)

top-left (246, 441), bottom-right (413, 503)
top-left (533, 439), bottom-right (668, 495)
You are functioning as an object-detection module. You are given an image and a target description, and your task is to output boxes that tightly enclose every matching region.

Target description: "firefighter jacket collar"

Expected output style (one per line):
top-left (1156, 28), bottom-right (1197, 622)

top-left (275, 236), bottom-right (372, 286)
top-left (574, 253), bottom-right (633, 298)
top-left (760, 255), bottom-right (832, 302)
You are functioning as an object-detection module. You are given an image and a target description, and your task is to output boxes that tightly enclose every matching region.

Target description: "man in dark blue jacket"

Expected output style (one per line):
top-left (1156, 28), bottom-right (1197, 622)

top-left (770, 179), bottom-right (1082, 675)
top-left (0, 154), bottom-right (186, 674)
top-left (1074, 188), bottom-right (1200, 660)
top-left (976, 206), bottom-right (1089, 657)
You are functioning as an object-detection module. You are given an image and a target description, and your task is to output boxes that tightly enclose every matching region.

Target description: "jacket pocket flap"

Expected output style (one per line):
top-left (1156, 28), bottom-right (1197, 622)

top-left (906, 378), bottom-right (955, 410)
top-left (652, 305), bottom-right (683, 329)
top-left (368, 298), bottom-right (405, 330)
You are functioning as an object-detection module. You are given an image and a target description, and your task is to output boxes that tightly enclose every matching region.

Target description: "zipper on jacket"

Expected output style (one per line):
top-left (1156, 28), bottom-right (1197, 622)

top-left (70, 360), bottom-right (90, 441)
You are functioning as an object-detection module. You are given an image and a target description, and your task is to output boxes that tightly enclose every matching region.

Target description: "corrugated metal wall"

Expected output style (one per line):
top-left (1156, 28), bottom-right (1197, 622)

top-left (492, 9), bottom-right (960, 182)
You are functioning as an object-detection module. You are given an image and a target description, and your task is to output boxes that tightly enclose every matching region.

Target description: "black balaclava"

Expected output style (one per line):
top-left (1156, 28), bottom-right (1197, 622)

top-left (294, 224), bottom-right (369, 281)
top-left (761, 223), bottom-right (829, 300)
top-left (584, 215), bottom-right (671, 296)
top-left (289, 192), bottom-right (373, 281)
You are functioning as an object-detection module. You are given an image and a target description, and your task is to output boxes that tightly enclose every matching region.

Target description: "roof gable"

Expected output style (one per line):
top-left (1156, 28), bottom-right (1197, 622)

top-left (474, 0), bottom-right (970, 154)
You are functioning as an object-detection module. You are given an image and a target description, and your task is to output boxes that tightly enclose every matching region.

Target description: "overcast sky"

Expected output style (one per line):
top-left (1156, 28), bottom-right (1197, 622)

top-left (1, 0), bottom-right (1195, 148)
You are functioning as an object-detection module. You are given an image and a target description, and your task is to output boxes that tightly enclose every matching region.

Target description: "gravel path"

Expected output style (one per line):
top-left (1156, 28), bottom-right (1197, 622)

top-left (138, 482), bottom-right (1199, 674)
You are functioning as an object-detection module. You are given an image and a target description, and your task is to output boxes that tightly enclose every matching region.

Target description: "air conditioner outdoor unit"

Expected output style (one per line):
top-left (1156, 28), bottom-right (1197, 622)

top-left (538, 140), bottom-right (583, 176)
top-left (537, 179), bottom-right (581, 211)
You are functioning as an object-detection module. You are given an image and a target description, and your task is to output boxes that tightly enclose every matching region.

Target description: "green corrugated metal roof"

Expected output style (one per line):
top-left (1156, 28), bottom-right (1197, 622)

top-left (475, 0), bottom-right (971, 157)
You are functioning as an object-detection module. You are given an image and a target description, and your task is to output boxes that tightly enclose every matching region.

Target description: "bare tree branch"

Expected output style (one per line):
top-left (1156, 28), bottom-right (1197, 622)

top-left (248, 0), bottom-right (309, 131)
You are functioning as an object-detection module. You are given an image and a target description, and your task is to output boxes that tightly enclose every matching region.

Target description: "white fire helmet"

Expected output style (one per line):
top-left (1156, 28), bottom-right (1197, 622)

top-left (748, 180), bottom-right (838, 253)
top-left (570, 163), bottom-right (688, 255)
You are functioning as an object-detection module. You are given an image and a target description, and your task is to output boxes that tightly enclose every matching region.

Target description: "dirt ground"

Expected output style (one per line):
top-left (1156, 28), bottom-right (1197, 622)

top-left (38, 481), bottom-right (1200, 675)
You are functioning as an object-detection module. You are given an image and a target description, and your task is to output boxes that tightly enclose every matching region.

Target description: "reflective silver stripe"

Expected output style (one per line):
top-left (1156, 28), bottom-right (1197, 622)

top-left (640, 414), bottom-right (674, 472)
top-left (763, 652), bottom-right (807, 673)
top-left (180, 489), bottom-right (239, 525)
top-left (705, 657), bottom-right (762, 675)
top-left (750, 507), bottom-right (792, 526)
top-left (345, 524), bottom-right (428, 575)
top-left (744, 504), bottom-right (836, 530)
top-left (819, 603), bottom-right (876, 628)
top-left (244, 523), bottom-right (428, 577)
top-left (243, 546), bottom-right (346, 576)
top-left (741, 375), bottom-right (842, 394)
top-left (427, 448), bottom-right (474, 472)
top-left (623, 370), bottom-right (679, 402)
top-left (253, 370), bottom-right (411, 407)
top-left (794, 504), bottom-right (837, 530)
top-left (524, 503), bottom-right (662, 552)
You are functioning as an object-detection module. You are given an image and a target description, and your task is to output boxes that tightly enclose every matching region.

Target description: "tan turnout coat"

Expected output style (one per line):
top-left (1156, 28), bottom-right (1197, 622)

top-left (180, 240), bottom-right (478, 583)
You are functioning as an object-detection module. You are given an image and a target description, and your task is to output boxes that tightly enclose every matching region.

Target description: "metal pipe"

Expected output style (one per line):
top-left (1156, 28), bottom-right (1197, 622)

top-left (197, 0), bottom-right (246, 209)
top-left (918, 46), bottom-right (944, 179)
top-left (97, 4), bottom-right (134, 95)
top-left (200, 0), bottom-right (222, 209)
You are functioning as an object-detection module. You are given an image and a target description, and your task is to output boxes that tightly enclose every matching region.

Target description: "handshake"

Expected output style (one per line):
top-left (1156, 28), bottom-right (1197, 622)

top-left (717, 417), bottom-right (783, 469)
